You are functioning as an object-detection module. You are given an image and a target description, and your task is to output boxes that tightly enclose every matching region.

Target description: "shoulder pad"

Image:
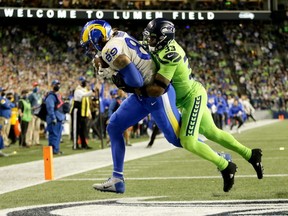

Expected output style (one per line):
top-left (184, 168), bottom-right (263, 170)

top-left (1, 99), bottom-right (6, 104)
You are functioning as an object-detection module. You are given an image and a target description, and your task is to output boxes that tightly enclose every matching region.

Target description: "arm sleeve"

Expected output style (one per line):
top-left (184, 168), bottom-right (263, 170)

top-left (118, 62), bottom-right (144, 88)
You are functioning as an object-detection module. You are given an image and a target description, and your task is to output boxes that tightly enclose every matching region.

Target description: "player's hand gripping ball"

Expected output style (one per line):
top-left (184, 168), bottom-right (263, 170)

top-left (92, 56), bottom-right (109, 70)
top-left (92, 56), bottom-right (115, 79)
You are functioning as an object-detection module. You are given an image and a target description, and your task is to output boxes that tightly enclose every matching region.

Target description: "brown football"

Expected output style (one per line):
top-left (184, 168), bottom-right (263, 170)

top-left (93, 56), bottom-right (109, 70)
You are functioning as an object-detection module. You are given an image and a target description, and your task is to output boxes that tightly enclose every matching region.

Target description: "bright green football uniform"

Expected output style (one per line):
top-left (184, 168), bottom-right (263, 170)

top-left (153, 40), bottom-right (252, 170)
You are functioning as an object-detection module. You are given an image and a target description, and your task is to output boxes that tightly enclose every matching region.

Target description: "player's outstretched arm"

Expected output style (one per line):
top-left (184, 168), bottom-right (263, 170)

top-left (113, 54), bottom-right (144, 88)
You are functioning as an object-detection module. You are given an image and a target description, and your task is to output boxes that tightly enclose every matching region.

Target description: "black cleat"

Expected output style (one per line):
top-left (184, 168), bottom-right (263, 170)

top-left (248, 149), bottom-right (263, 179)
top-left (221, 162), bottom-right (237, 192)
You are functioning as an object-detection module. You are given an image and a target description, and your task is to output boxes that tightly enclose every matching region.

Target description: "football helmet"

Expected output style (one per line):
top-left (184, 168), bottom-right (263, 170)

top-left (143, 18), bottom-right (175, 51)
top-left (80, 20), bottom-right (113, 56)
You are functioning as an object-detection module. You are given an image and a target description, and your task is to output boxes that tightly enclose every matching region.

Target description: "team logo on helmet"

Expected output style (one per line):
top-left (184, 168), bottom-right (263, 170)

top-left (80, 20), bottom-right (113, 52)
top-left (160, 25), bottom-right (175, 34)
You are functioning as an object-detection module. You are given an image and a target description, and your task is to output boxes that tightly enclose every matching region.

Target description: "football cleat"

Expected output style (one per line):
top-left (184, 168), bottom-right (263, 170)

top-left (221, 162), bottom-right (237, 192)
top-left (93, 177), bottom-right (125, 194)
top-left (248, 148), bottom-right (264, 179)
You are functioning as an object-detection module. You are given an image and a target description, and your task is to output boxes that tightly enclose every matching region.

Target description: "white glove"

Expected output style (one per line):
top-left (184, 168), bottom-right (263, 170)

top-left (91, 56), bottom-right (115, 79)
top-left (96, 63), bottom-right (115, 79)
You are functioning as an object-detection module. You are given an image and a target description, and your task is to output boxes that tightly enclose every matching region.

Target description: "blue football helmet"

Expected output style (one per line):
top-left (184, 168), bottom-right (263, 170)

top-left (80, 20), bottom-right (113, 56)
top-left (143, 18), bottom-right (175, 51)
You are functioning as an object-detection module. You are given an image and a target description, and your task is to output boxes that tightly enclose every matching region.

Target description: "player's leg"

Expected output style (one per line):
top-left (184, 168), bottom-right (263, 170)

top-left (147, 84), bottom-right (181, 147)
top-left (93, 94), bottom-right (149, 193)
top-left (200, 107), bottom-right (263, 179)
top-left (200, 107), bottom-right (251, 160)
top-left (179, 83), bottom-right (237, 192)
top-left (148, 85), bottom-right (231, 161)
top-left (108, 95), bottom-right (149, 177)
top-left (180, 92), bottom-right (229, 170)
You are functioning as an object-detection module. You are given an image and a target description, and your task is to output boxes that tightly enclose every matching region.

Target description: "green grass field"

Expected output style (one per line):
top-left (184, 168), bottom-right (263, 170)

top-left (0, 120), bottom-right (287, 210)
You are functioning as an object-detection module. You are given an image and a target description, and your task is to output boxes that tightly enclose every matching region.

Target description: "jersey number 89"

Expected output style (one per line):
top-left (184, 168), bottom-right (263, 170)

top-left (104, 37), bottom-right (151, 62)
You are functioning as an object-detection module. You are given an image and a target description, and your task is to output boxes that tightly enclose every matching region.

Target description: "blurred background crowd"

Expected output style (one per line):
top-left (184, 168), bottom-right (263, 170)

top-left (1, 20), bottom-right (287, 112)
top-left (0, 0), bottom-right (269, 11)
top-left (0, 0), bottom-right (287, 152)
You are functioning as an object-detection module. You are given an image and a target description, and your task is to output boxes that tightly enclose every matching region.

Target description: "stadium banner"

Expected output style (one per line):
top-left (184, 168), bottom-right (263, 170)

top-left (0, 7), bottom-right (271, 20)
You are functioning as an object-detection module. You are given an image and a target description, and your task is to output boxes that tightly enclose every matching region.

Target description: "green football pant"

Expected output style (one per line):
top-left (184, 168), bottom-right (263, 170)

top-left (179, 82), bottom-right (252, 171)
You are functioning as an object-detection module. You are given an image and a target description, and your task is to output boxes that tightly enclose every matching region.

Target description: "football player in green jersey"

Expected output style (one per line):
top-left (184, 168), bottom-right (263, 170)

top-left (140, 18), bottom-right (263, 192)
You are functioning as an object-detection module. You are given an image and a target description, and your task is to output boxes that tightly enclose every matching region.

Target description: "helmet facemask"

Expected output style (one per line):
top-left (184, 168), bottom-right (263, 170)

top-left (80, 40), bottom-right (97, 59)
top-left (142, 29), bottom-right (157, 52)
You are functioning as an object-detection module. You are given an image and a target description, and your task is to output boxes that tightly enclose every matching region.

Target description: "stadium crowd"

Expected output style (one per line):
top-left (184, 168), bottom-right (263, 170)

top-left (0, 19), bottom-right (287, 151)
top-left (1, 20), bottom-right (287, 110)
top-left (0, 0), bottom-right (266, 11)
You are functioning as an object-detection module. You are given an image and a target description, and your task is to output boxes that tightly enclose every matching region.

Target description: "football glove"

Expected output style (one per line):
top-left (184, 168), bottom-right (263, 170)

top-left (92, 61), bottom-right (115, 79)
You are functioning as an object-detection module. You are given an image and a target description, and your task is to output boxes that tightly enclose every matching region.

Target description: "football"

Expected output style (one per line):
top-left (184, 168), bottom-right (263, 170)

top-left (92, 56), bottom-right (109, 70)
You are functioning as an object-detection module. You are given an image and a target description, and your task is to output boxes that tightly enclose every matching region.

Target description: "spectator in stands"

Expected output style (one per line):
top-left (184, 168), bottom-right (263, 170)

top-left (27, 82), bottom-right (42, 146)
top-left (207, 89), bottom-right (217, 123)
top-left (46, 80), bottom-right (65, 155)
top-left (70, 76), bottom-right (94, 150)
top-left (240, 94), bottom-right (257, 122)
top-left (96, 82), bottom-right (112, 140)
top-left (88, 95), bottom-right (102, 140)
top-left (215, 91), bottom-right (228, 130)
top-left (7, 92), bottom-right (19, 145)
top-left (229, 98), bottom-right (245, 133)
top-left (0, 124), bottom-right (7, 157)
top-left (0, 87), bottom-right (15, 147)
top-left (18, 90), bottom-right (32, 148)
top-left (0, 19), bottom-right (287, 124)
